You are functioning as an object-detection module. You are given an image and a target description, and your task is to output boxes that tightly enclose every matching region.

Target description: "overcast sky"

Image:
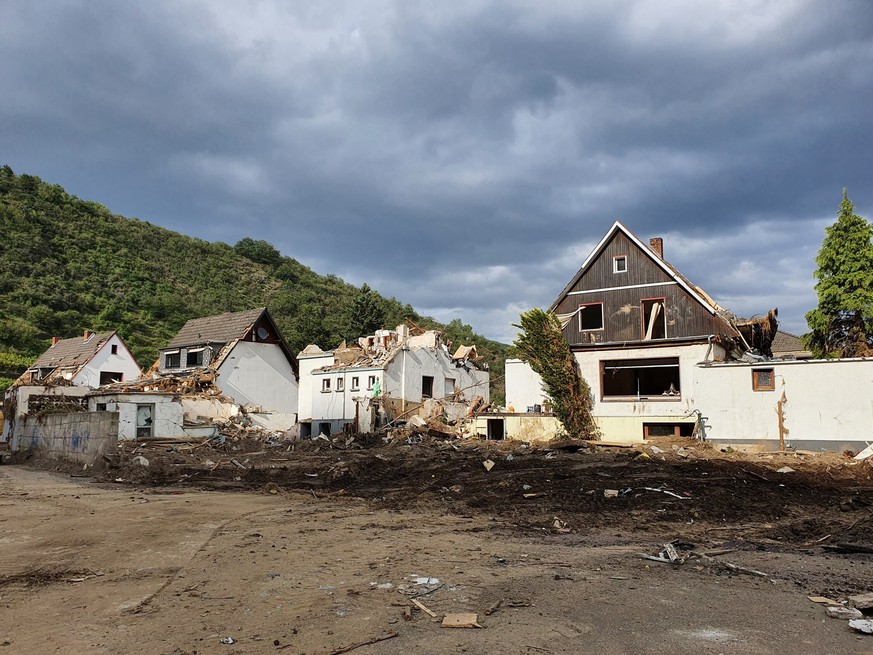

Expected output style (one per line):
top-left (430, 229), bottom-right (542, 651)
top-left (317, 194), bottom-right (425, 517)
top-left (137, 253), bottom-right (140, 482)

top-left (2, 1), bottom-right (872, 342)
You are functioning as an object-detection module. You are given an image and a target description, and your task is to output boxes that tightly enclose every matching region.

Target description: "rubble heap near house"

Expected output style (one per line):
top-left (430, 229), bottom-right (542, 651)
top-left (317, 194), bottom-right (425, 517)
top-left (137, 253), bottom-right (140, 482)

top-left (297, 322), bottom-right (490, 439)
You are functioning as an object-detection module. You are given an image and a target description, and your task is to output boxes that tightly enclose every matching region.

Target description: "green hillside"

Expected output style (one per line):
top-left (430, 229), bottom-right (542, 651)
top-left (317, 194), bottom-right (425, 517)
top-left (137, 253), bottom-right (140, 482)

top-left (0, 166), bottom-right (507, 400)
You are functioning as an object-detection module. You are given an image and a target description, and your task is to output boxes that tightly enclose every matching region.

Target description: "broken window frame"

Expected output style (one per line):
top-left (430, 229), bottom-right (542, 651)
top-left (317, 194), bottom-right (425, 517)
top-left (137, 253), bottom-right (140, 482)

top-left (336, 377), bottom-right (344, 392)
top-left (99, 371), bottom-right (123, 385)
top-left (578, 302), bottom-right (604, 332)
top-left (641, 297), bottom-right (667, 340)
top-left (752, 368), bottom-right (775, 391)
top-left (135, 404), bottom-right (154, 438)
top-left (321, 378), bottom-right (331, 393)
top-left (613, 254), bottom-right (628, 274)
top-left (350, 376), bottom-right (360, 391)
top-left (600, 357), bottom-right (681, 401)
top-left (367, 375), bottom-right (376, 390)
top-left (444, 377), bottom-right (456, 398)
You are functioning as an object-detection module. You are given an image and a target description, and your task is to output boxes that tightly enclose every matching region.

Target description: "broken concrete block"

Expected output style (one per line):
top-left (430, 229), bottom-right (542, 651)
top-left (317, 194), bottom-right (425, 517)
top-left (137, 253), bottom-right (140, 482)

top-left (849, 592), bottom-right (873, 610)
top-left (132, 455), bottom-right (149, 467)
top-left (776, 466), bottom-right (795, 474)
top-left (849, 619), bottom-right (873, 634)
top-left (826, 606), bottom-right (864, 620)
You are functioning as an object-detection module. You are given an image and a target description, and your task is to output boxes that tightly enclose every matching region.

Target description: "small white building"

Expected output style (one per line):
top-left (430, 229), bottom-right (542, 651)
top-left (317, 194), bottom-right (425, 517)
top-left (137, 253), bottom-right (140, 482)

top-left (87, 391), bottom-right (218, 440)
top-left (297, 326), bottom-right (489, 437)
top-left (156, 307), bottom-right (299, 418)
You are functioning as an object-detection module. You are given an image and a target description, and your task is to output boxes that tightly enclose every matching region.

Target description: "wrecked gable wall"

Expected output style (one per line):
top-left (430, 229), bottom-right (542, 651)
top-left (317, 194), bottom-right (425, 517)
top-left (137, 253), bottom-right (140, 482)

top-left (382, 346), bottom-right (489, 408)
top-left (215, 341), bottom-right (298, 414)
top-left (694, 358), bottom-right (873, 451)
top-left (71, 333), bottom-right (142, 387)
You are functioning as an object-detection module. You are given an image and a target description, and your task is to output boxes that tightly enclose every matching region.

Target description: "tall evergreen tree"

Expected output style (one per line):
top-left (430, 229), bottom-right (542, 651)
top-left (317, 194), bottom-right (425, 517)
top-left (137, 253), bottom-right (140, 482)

top-left (804, 190), bottom-right (873, 358)
top-left (345, 283), bottom-right (384, 339)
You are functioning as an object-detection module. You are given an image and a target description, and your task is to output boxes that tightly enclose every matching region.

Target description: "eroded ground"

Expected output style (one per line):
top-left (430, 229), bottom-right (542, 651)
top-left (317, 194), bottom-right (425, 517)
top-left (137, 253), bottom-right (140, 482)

top-left (2, 438), bottom-right (872, 654)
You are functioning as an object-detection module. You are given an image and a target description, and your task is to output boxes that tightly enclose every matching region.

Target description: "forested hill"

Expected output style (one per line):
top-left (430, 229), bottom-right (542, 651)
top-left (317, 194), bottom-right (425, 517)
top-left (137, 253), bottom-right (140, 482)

top-left (0, 166), bottom-right (507, 397)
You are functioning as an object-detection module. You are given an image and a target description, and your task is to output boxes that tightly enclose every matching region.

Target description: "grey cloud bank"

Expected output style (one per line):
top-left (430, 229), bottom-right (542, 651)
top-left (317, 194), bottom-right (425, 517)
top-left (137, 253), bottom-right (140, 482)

top-left (2, 1), bottom-right (872, 342)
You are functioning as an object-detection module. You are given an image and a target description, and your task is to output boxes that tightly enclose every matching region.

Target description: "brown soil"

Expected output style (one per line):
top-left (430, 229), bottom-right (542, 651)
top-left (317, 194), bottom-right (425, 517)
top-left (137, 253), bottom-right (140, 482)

top-left (2, 437), bottom-right (872, 654)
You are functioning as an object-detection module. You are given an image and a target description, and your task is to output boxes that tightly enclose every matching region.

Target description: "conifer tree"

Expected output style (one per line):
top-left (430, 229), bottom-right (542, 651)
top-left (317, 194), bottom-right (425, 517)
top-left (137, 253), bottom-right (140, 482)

top-left (804, 190), bottom-right (873, 358)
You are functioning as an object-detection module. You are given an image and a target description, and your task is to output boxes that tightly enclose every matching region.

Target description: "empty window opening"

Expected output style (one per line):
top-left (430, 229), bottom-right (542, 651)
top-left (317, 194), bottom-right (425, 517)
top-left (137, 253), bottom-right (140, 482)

top-left (300, 422), bottom-right (312, 439)
top-left (336, 377), bottom-right (344, 392)
top-left (487, 418), bottom-right (505, 440)
top-left (96, 403), bottom-right (107, 412)
top-left (602, 358), bottom-right (680, 399)
top-left (579, 303), bottom-right (604, 331)
top-left (350, 376), bottom-right (360, 391)
top-left (136, 404), bottom-right (154, 438)
top-left (422, 376), bottom-right (434, 398)
top-left (613, 255), bottom-right (628, 273)
top-left (752, 369), bottom-right (775, 391)
top-left (99, 371), bottom-right (123, 385)
top-left (111, 344), bottom-right (118, 355)
top-left (367, 375), bottom-right (376, 390)
top-left (318, 422), bottom-right (331, 437)
top-left (186, 348), bottom-right (204, 367)
top-left (641, 299), bottom-right (666, 340)
top-left (164, 351), bottom-right (180, 369)
top-left (321, 378), bottom-right (331, 393)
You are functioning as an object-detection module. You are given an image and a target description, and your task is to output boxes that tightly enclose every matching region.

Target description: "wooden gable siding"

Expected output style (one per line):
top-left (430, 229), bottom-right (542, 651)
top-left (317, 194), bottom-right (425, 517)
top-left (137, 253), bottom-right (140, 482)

top-left (554, 232), bottom-right (729, 345)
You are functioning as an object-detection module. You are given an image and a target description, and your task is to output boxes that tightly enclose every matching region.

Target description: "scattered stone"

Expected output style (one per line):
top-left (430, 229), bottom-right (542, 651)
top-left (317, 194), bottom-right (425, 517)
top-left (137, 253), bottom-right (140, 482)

top-left (826, 606), bottom-right (864, 620)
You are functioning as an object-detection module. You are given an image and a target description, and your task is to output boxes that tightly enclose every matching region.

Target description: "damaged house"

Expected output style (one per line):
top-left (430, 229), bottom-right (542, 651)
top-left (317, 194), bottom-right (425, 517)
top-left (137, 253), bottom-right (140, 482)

top-left (297, 325), bottom-right (489, 437)
top-left (2, 331), bottom-right (142, 441)
top-left (507, 221), bottom-right (872, 450)
top-left (155, 307), bottom-right (299, 419)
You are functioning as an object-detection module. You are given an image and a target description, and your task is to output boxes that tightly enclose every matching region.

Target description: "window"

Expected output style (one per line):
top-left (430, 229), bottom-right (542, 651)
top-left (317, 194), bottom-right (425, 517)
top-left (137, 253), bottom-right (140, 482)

top-left (99, 371), bottom-right (123, 385)
top-left (136, 404), bottom-right (154, 438)
top-left (422, 375), bottom-right (434, 398)
top-left (444, 377), bottom-right (456, 397)
top-left (111, 344), bottom-right (118, 355)
top-left (367, 375), bottom-right (376, 390)
top-left (336, 377), bottom-right (344, 392)
top-left (578, 303), bottom-right (604, 331)
top-left (186, 348), bottom-right (204, 367)
top-left (601, 357), bottom-right (681, 400)
top-left (96, 403), bottom-right (107, 412)
top-left (752, 369), bottom-right (775, 391)
top-left (613, 255), bottom-right (628, 273)
top-left (641, 298), bottom-right (667, 340)
top-left (164, 351), bottom-right (180, 369)
top-left (350, 376), bottom-right (360, 391)
top-left (321, 378), bottom-right (331, 393)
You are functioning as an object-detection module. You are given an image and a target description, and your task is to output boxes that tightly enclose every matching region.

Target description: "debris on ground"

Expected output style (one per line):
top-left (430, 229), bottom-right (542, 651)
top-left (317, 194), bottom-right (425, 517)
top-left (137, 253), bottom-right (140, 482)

top-left (849, 619), bottom-right (873, 635)
top-left (826, 606), bottom-right (864, 620)
top-left (441, 613), bottom-right (482, 629)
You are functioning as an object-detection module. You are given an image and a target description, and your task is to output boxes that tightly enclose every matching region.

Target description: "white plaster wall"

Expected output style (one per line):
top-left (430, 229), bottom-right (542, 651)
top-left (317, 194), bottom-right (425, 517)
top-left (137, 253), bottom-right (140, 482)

top-left (215, 342), bottom-right (298, 414)
top-left (575, 343), bottom-right (711, 419)
top-left (89, 393), bottom-right (184, 440)
top-left (385, 347), bottom-right (489, 405)
top-left (694, 358), bottom-right (873, 449)
top-left (297, 352), bottom-right (335, 421)
top-left (73, 334), bottom-right (142, 387)
top-left (181, 397), bottom-right (240, 421)
top-left (310, 368), bottom-right (381, 423)
top-left (505, 359), bottom-right (550, 411)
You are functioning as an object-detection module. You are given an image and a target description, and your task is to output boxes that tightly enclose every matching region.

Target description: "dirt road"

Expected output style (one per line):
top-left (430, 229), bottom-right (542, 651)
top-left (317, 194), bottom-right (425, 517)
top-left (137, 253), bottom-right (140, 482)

top-left (2, 459), bottom-right (872, 654)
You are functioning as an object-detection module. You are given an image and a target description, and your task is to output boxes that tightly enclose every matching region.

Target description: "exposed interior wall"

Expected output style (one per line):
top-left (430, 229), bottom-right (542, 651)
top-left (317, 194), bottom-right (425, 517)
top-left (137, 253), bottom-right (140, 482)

top-left (694, 358), bottom-right (873, 450)
top-left (181, 397), bottom-right (240, 421)
top-left (216, 341), bottom-right (298, 414)
top-left (12, 411), bottom-right (119, 465)
top-left (12, 385), bottom-right (91, 418)
top-left (72, 334), bottom-right (142, 387)
top-left (471, 414), bottom-right (564, 443)
top-left (89, 393), bottom-right (184, 440)
top-left (384, 347), bottom-right (489, 408)
top-left (296, 351), bottom-right (335, 421)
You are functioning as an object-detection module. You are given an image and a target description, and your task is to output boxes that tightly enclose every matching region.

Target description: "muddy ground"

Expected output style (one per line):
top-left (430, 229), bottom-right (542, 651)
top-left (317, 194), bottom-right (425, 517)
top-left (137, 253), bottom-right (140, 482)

top-left (2, 436), bottom-right (872, 654)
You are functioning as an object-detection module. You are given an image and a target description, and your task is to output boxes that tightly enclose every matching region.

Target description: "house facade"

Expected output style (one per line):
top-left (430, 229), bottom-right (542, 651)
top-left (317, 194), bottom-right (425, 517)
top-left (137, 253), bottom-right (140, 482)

top-left (157, 307), bottom-right (299, 416)
top-left (297, 325), bottom-right (489, 437)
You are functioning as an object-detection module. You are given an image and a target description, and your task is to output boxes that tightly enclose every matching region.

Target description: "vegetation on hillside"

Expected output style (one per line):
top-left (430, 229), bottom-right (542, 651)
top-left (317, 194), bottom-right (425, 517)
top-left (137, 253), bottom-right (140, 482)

top-left (0, 166), bottom-right (506, 399)
top-left (804, 189), bottom-right (873, 358)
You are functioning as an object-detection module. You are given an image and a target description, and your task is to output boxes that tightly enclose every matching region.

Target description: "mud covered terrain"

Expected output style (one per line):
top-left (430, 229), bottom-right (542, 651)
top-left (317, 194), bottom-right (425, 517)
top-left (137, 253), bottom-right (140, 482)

top-left (2, 438), bottom-right (872, 654)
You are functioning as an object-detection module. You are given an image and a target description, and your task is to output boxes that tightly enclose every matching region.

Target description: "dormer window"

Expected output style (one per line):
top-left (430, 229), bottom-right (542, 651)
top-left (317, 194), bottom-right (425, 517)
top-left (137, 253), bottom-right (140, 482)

top-left (613, 255), bottom-right (627, 273)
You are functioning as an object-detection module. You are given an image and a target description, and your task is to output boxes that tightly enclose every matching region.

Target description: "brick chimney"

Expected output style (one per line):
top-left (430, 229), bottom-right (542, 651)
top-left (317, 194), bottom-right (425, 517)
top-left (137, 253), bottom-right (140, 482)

top-left (83, 330), bottom-right (93, 341)
top-left (51, 336), bottom-right (60, 346)
top-left (649, 237), bottom-right (664, 259)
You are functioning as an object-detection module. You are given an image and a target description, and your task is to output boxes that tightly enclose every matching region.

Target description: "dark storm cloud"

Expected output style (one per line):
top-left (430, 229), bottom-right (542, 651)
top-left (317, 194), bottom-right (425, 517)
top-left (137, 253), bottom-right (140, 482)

top-left (2, 1), bottom-right (872, 341)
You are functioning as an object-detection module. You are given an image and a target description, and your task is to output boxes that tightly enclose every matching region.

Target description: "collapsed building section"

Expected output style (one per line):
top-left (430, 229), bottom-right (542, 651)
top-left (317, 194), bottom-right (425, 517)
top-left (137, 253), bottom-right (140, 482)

top-left (297, 324), bottom-right (489, 437)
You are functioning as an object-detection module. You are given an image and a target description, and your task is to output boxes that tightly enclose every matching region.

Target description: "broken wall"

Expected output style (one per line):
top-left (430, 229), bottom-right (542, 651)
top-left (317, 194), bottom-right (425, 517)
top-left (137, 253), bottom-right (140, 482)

top-left (12, 412), bottom-right (119, 465)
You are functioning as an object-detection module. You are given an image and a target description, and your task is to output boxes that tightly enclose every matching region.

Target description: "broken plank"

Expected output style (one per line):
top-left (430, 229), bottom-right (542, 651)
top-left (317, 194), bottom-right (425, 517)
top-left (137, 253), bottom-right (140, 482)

top-left (411, 598), bottom-right (438, 618)
top-left (326, 632), bottom-right (398, 655)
